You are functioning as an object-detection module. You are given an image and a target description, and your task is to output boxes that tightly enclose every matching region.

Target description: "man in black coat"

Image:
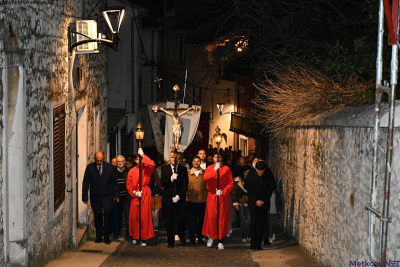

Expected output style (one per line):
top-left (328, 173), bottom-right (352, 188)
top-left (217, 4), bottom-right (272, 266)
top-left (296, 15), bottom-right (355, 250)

top-left (82, 151), bottom-right (120, 244)
top-left (245, 161), bottom-right (276, 250)
top-left (161, 151), bottom-right (189, 248)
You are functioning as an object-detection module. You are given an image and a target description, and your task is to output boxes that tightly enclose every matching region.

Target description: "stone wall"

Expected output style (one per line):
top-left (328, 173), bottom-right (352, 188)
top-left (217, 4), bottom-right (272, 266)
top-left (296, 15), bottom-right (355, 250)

top-left (268, 103), bottom-right (400, 266)
top-left (0, 0), bottom-right (108, 266)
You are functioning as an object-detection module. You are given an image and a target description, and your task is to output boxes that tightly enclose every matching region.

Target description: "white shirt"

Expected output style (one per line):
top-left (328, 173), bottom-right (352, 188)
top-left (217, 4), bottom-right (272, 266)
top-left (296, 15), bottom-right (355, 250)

top-left (200, 162), bottom-right (206, 170)
top-left (170, 164), bottom-right (176, 173)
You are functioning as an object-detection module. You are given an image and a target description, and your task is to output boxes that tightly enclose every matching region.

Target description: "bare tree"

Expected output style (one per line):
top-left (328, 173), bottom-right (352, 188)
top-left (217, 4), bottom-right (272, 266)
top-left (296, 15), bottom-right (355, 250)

top-left (252, 65), bottom-right (373, 135)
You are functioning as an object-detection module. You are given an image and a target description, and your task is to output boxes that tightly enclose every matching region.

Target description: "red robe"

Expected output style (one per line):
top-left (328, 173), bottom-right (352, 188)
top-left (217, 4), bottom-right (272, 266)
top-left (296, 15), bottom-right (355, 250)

top-left (126, 155), bottom-right (155, 240)
top-left (202, 164), bottom-right (233, 240)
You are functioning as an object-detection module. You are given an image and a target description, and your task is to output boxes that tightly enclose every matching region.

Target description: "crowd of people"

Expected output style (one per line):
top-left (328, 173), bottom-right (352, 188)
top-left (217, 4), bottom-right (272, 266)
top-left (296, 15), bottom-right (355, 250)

top-left (82, 147), bottom-right (282, 250)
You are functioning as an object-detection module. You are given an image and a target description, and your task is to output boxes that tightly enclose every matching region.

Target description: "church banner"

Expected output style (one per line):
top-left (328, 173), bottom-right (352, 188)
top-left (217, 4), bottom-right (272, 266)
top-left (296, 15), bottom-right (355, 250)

top-left (148, 102), bottom-right (202, 161)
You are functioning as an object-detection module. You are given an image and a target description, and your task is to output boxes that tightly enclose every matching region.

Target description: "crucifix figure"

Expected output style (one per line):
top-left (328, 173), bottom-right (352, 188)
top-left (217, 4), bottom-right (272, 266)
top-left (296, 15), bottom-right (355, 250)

top-left (152, 84), bottom-right (199, 151)
top-left (159, 107), bottom-right (192, 150)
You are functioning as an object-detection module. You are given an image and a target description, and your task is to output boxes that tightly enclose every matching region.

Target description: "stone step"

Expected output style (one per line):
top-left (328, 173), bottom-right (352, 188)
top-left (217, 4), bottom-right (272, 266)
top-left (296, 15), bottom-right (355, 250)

top-left (76, 224), bottom-right (88, 248)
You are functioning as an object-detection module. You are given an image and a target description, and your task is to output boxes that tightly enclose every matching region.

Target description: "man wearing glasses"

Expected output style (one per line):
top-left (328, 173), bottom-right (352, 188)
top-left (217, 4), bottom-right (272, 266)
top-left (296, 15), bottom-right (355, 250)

top-left (112, 155), bottom-right (132, 241)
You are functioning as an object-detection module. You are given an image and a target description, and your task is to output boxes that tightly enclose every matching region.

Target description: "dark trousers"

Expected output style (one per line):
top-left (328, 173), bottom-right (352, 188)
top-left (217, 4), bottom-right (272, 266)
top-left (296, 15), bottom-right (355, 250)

top-left (112, 197), bottom-right (130, 237)
top-left (94, 211), bottom-right (112, 238)
top-left (249, 206), bottom-right (268, 248)
top-left (186, 202), bottom-right (206, 243)
top-left (163, 201), bottom-right (186, 245)
top-left (238, 205), bottom-right (250, 239)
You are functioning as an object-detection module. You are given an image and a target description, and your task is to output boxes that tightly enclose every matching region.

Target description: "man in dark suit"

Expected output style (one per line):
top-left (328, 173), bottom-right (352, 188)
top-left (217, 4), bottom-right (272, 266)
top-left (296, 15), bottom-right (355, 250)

top-left (161, 151), bottom-right (189, 248)
top-left (82, 151), bottom-right (120, 244)
top-left (245, 161), bottom-right (276, 250)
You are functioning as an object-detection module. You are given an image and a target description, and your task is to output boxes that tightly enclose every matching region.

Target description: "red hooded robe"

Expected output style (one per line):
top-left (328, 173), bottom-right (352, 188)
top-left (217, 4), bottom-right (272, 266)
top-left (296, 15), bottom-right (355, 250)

top-left (202, 164), bottom-right (233, 240)
top-left (126, 155), bottom-right (155, 240)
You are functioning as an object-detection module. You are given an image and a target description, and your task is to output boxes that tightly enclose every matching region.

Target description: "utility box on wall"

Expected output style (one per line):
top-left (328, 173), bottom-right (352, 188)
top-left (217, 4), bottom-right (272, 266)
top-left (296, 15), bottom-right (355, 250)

top-left (74, 20), bottom-right (99, 54)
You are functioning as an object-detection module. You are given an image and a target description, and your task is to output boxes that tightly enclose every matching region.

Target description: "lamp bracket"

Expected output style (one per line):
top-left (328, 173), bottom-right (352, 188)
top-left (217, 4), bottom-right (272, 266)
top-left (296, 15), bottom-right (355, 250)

top-left (68, 26), bottom-right (117, 54)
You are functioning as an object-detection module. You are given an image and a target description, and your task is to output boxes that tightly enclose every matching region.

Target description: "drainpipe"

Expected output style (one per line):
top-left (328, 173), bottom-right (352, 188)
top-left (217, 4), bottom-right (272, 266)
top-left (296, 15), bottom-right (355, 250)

top-left (68, 48), bottom-right (77, 248)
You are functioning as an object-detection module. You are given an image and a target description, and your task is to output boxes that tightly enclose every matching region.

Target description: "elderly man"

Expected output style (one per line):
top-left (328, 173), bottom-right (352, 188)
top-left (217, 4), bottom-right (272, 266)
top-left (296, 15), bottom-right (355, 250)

top-left (82, 152), bottom-right (120, 244)
top-left (112, 155), bottom-right (132, 241)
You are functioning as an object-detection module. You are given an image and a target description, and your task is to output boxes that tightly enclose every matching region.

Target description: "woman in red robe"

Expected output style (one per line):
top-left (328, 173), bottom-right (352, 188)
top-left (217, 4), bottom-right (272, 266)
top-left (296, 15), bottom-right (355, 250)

top-left (126, 149), bottom-right (155, 246)
top-left (202, 153), bottom-right (233, 250)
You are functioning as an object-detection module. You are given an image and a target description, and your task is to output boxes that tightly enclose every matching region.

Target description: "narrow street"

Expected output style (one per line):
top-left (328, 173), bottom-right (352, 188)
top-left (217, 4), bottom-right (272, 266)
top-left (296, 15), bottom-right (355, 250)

top-left (100, 227), bottom-right (258, 267)
top-left (47, 222), bottom-right (322, 267)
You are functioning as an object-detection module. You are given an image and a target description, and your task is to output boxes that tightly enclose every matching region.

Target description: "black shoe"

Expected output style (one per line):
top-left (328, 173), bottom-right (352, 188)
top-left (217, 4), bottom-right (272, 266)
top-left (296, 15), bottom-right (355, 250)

top-left (198, 239), bottom-right (204, 244)
top-left (125, 236), bottom-right (133, 242)
top-left (189, 240), bottom-right (196, 246)
top-left (113, 235), bottom-right (119, 240)
top-left (250, 246), bottom-right (257, 250)
top-left (167, 244), bottom-right (174, 248)
top-left (105, 237), bottom-right (111, 245)
top-left (264, 241), bottom-right (272, 246)
top-left (180, 239), bottom-right (186, 246)
top-left (95, 237), bottom-right (102, 243)
top-left (257, 246), bottom-right (263, 250)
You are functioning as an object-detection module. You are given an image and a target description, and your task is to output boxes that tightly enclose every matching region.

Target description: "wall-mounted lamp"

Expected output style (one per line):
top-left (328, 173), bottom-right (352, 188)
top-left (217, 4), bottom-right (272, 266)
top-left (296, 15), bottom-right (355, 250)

top-left (68, 6), bottom-right (125, 53)
top-left (217, 103), bottom-right (231, 115)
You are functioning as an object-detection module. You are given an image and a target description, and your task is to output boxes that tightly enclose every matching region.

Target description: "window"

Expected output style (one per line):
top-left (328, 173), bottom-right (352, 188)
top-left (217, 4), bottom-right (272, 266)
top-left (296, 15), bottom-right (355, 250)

top-left (53, 104), bottom-right (66, 211)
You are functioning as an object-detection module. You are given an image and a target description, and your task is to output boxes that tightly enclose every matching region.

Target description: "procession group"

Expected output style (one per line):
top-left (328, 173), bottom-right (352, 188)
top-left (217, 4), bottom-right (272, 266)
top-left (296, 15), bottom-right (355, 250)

top-left (82, 147), bottom-right (281, 251)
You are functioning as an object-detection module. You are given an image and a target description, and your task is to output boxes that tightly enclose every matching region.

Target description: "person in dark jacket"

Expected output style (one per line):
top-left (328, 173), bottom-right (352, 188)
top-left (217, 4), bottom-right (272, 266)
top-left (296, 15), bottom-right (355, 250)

top-left (245, 161), bottom-right (276, 250)
top-left (82, 151), bottom-right (120, 244)
top-left (232, 165), bottom-right (252, 243)
top-left (161, 151), bottom-right (189, 248)
top-left (112, 155), bottom-right (132, 241)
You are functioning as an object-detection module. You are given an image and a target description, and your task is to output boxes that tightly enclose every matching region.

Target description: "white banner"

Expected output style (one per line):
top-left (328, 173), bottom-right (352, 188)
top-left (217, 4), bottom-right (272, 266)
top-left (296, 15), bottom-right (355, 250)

top-left (163, 102), bottom-right (201, 161)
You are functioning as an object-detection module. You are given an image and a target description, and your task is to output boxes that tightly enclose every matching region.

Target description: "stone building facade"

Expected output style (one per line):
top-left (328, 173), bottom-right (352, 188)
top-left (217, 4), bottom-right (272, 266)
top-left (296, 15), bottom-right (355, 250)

top-left (0, 0), bottom-right (109, 266)
top-left (268, 103), bottom-right (400, 266)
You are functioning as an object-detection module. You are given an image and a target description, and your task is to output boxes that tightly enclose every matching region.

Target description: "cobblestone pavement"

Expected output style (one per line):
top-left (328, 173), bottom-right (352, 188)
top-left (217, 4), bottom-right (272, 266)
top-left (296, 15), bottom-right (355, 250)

top-left (100, 225), bottom-right (258, 267)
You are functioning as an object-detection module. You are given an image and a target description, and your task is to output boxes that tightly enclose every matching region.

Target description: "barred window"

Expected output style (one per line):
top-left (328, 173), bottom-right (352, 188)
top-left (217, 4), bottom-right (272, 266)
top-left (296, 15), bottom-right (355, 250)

top-left (53, 104), bottom-right (65, 211)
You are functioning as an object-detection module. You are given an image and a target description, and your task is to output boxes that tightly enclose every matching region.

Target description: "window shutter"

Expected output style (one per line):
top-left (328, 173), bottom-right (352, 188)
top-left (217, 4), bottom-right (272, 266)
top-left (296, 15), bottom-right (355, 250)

top-left (53, 104), bottom-right (66, 211)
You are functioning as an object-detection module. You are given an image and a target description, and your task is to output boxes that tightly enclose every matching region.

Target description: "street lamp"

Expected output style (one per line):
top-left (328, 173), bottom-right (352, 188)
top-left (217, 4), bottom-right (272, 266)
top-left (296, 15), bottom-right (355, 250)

top-left (68, 6), bottom-right (125, 53)
top-left (217, 103), bottom-right (231, 115)
top-left (213, 125), bottom-right (222, 243)
top-left (68, 7), bottom-right (125, 114)
top-left (102, 7), bottom-right (125, 35)
top-left (135, 122), bottom-right (144, 243)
